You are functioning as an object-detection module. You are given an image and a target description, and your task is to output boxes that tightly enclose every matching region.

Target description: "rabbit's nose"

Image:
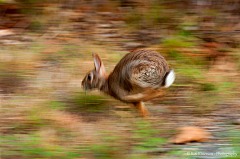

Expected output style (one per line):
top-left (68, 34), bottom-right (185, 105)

top-left (81, 80), bottom-right (86, 89)
top-left (82, 84), bottom-right (87, 90)
top-left (82, 81), bottom-right (89, 90)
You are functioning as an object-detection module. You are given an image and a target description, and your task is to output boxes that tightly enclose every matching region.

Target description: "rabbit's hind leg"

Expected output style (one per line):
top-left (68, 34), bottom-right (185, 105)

top-left (122, 93), bottom-right (146, 102)
top-left (122, 89), bottom-right (166, 102)
top-left (132, 102), bottom-right (150, 117)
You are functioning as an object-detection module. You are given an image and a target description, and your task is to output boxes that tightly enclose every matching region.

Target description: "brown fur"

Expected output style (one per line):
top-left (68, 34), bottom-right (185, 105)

top-left (82, 49), bottom-right (171, 117)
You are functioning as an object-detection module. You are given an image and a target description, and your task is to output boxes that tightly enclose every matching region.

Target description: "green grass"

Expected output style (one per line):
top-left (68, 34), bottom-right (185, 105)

top-left (66, 91), bottom-right (111, 113)
top-left (215, 82), bottom-right (237, 93)
top-left (49, 101), bottom-right (66, 110)
top-left (0, 134), bottom-right (83, 159)
top-left (125, 1), bottom-right (179, 30)
top-left (162, 37), bottom-right (196, 48)
top-left (131, 121), bottom-right (167, 152)
top-left (199, 82), bottom-right (217, 91)
top-left (89, 138), bottom-right (124, 159)
top-left (177, 67), bottom-right (205, 80)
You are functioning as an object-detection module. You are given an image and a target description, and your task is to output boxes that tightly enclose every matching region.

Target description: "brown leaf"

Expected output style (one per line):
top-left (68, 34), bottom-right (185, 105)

top-left (0, 29), bottom-right (14, 37)
top-left (169, 127), bottom-right (211, 144)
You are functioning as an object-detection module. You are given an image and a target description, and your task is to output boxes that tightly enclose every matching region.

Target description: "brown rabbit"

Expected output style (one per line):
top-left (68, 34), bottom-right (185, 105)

top-left (82, 49), bottom-right (175, 117)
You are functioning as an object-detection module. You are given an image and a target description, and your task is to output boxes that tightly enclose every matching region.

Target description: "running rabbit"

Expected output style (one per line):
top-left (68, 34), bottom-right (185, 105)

top-left (82, 49), bottom-right (175, 117)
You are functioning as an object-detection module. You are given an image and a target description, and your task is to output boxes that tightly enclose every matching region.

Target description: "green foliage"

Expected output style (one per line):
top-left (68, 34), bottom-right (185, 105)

top-left (167, 150), bottom-right (186, 156)
top-left (177, 67), bottom-right (205, 80)
top-left (203, 9), bottom-right (219, 17)
top-left (137, 137), bottom-right (166, 148)
top-left (68, 92), bottom-right (110, 113)
top-left (88, 131), bottom-right (126, 159)
top-left (162, 37), bottom-right (196, 48)
top-left (125, 2), bottom-right (178, 29)
top-left (199, 82), bottom-right (217, 91)
top-left (0, 0), bottom-right (12, 2)
top-left (29, 21), bottom-right (45, 32)
top-left (219, 130), bottom-right (240, 159)
top-left (215, 82), bottom-right (236, 93)
top-left (161, 36), bottom-right (206, 69)
top-left (0, 134), bottom-right (82, 159)
top-left (90, 144), bottom-right (120, 159)
top-left (41, 44), bottom-right (80, 63)
top-left (131, 121), bottom-right (167, 152)
top-left (49, 101), bottom-right (66, 110)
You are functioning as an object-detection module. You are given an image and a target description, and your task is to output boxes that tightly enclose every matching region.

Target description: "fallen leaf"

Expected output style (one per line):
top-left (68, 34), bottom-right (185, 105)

top-left (0, 29), bottom-right (14, 37)
top-left (169, 127), bottom-right (211, 144)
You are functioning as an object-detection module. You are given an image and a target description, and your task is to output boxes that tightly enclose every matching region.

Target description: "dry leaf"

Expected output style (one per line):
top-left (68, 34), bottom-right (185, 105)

top-left (0, 29), bottom-right (14, 37)
top-left (169, 127), bottom-right (211, 144)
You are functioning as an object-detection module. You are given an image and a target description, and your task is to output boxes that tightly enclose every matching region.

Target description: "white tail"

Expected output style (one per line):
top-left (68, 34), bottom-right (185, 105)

top-left (163, 69), bottom-right (175, 88)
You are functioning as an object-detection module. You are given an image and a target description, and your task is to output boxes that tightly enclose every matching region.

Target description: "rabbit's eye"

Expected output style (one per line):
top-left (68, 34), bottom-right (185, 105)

top-left (87, 74), bottom-right (92, 80)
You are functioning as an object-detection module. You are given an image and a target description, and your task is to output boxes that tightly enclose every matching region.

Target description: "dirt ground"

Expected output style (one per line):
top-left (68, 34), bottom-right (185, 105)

top-left (0, 2), bottom-right (240, 158)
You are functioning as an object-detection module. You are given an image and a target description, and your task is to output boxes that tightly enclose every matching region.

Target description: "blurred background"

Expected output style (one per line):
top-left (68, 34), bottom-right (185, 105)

top-left (0, 0), bottom-right (240, 158)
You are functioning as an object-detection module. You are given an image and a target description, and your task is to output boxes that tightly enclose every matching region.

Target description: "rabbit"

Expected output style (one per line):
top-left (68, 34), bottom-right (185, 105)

top-left (82, 49), bottom-right (175, 117)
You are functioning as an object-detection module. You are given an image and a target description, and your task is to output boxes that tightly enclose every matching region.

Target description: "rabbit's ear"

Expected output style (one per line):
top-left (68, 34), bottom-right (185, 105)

top-left (92, 53), bottom-right (106, 76)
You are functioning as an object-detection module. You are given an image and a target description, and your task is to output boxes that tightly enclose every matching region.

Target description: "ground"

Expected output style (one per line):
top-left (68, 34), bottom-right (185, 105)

top-left (0, 1), bottom-right (240, 159)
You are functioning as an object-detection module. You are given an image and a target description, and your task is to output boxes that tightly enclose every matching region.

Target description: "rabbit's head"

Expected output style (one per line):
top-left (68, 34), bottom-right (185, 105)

top-left (82, 53), bottom-right (107, 91)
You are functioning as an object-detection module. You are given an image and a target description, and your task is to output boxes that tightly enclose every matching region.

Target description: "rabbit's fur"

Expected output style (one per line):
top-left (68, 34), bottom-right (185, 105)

top-left (82, 49), bottom-right (175, 116)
